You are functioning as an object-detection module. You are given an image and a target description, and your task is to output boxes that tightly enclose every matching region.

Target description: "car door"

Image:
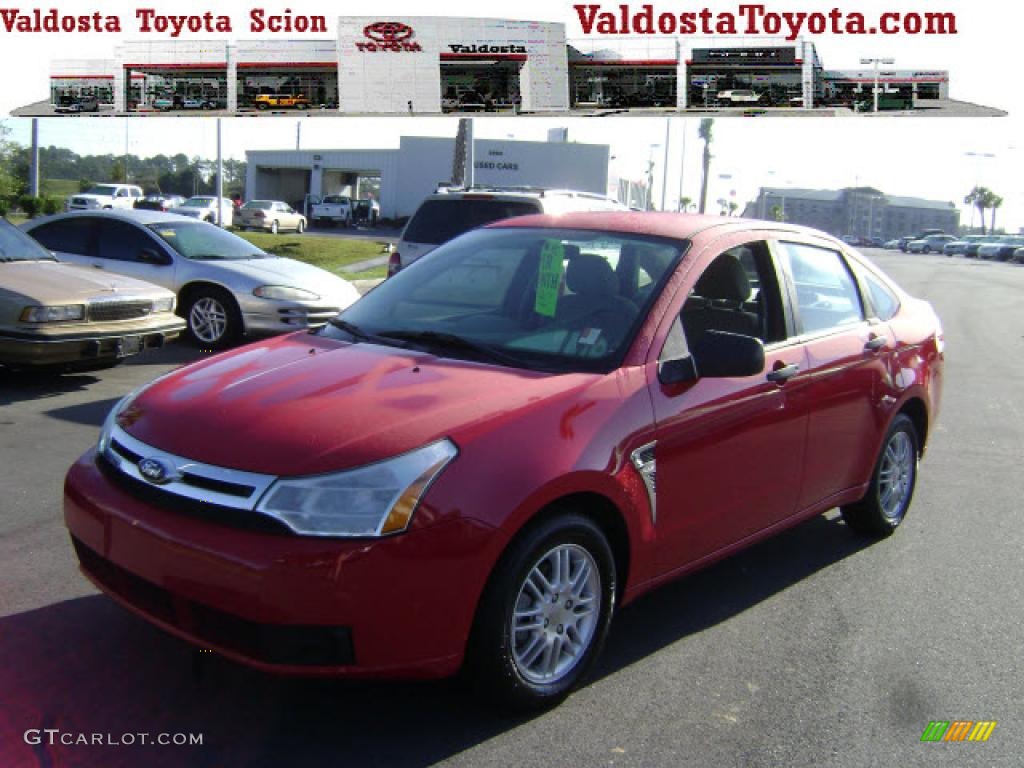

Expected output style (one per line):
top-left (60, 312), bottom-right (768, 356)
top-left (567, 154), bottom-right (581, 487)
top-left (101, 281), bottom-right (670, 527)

top-left (648, 236), bottom-right (811, 575)
top-left (773, 239), bottom-right (892, 511)
top-left (90, 218), bottom-right (176, 289)
top-left (24, 217), bottom-right (97, 267)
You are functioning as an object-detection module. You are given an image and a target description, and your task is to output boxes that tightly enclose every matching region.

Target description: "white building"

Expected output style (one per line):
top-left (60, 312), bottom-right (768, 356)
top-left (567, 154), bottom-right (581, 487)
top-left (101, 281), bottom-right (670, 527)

top-left (245, 136), bottom-right (611, 219)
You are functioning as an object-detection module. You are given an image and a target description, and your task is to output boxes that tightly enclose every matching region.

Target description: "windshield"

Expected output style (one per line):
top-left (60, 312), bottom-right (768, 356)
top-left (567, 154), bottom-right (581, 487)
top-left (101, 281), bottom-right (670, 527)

top-left (0, 219), bottom-right (57, 262)
top-left (181, 198), bottom-right (215, 208)
top-left (322, 196), bottom-right (349, 204)
top-left (147, 221), bottom-right (268, 261)
top-left (402, 199), bottom-right (541, 246)
top-left (85, 185), bottom-right (118, 196)
top-left (324, 227), bottom-right (687, 374)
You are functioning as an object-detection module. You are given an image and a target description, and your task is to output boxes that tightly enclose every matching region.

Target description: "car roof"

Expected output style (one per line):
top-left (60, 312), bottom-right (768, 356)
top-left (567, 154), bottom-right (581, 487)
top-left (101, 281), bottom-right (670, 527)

top-left (486, 211), bottom-right (845, 245)
top-left (22, 209), bottom-right (192, 227)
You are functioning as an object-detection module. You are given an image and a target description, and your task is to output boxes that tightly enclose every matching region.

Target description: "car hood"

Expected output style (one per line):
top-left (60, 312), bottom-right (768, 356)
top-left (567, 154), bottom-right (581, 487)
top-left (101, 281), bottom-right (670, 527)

top-left (71, 194), bottom-right (110, 202)
top-left (121, 333), bottom-right (600, 476)
top-left (1, 260), bottom-right (170, 304)
top-left (215, 257), bottom-right (359, 305)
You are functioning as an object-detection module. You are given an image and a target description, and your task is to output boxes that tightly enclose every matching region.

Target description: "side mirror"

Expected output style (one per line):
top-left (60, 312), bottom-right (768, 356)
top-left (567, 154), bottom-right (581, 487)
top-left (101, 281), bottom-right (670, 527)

top-left (657, 355), bottom-right (698, 385)
top-left (139, 247), bottom-right (170, 265)
top-left (691, 331), bottom-right (766, 378)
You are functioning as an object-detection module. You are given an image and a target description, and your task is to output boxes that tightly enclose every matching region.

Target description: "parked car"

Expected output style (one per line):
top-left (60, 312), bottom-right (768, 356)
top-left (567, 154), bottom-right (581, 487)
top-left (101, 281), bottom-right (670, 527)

top-left (254, 94), bottom-right (310, 110)
top-left (22, 210), bottom-right (360, 348)
top-left (151, 97), bottom-right (175, 111)
top-left (181, 98), bottom-right (213, 110)
top-left (898, 229), bottom-right (944, 252)
top-left (976, 236), bottom-right (1024, 261)
top-left (309, 195), bottom-right (353, 227)
top-left (882, 238), bottom-right (902, 249)
top-left (65, 184), bottom-right (144, 212)
top-left (717, 89), bottom-right (762, 104)
top-left (0, 218), bottom-right (183, 370)
top-left (391, 187), bottom-right (627, 277)
top-left (906, 234), bottom-right (957, 254)
top-left (54, 96), bottom-right (99, 114)
top-left (942, 235), bottom-right (988, 256)
top-left (133, 194), bottom-right (187, 212)
top-left (352, 198), bottom-right (380, 226)
top-left (236, 200), bottom-right (307, 234)
top-left (64, 212), bottom-right (943, 710)
top-left (170, 196), bottom-right (236, 225)
top-left (1011, 248), bottom-right (1024, 264)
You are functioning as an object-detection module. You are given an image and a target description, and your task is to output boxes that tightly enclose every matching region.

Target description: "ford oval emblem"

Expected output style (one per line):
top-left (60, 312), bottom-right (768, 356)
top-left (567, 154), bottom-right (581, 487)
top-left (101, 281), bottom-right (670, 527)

top-left (138, 457), bottom-right (176, 485)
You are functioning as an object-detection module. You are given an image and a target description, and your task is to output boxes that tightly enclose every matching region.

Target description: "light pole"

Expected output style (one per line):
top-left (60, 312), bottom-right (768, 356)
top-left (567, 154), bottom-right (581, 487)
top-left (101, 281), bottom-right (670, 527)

top-left (646, 143), bottom-right (661, 211)
top-left (860, 57), bottom-right (895, 113)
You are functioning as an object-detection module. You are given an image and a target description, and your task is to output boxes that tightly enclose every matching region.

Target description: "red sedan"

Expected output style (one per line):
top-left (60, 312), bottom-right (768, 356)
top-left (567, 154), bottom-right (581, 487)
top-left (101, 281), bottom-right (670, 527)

top-left (65, 213), bottom-right (944, 709)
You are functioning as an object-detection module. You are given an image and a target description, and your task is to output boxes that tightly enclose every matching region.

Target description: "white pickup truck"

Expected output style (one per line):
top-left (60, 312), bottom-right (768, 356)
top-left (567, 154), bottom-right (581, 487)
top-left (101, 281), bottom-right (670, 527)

top-left (716, 89), bottom-right (762, 105)
top-left (309, 195), bottom-right (353, 227)
top-left (65, 184), bottom-right (144, 211)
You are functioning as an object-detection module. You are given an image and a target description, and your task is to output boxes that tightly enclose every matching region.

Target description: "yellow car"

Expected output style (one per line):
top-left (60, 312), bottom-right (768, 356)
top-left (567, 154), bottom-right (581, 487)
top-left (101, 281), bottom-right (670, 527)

top-left (0, 219), bottom-right (184, 370)
top-left (253, 94), bottom-right (310, 110)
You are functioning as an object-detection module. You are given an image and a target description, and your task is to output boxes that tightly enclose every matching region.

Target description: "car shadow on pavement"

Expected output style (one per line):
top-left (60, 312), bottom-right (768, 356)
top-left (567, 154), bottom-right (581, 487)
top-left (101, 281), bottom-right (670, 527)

top-left (0, 369), bottom-right (102, 406)
top-left (0, 513), bottom-right (875, 767)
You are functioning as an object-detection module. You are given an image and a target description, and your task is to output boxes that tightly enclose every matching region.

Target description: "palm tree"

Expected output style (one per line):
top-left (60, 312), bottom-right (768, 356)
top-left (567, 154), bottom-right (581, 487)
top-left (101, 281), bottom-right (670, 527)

top-left (964, 186), bottom-right (992, 234)
top-left (989, 194), bottom-right (1004, 233)
top-left (698, 119), bottom-right (714, 214)
top-left (716, 197), bottom-right (728, 216)
top-left (770, 204), bottom-right (785, 222)
top-left (727, 201), bottom-right (739, 217)
top-left (679, 195), bottom-right (693, 212)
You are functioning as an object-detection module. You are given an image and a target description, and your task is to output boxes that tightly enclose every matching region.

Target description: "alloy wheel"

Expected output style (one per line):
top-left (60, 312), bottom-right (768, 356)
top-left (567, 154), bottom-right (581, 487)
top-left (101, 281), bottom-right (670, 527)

top-left (511, 544), bottom-right (600, 685)
top-left (878, 431), bottom-right (915, 520)
top-left (189, 297), bottom-right (228, 344)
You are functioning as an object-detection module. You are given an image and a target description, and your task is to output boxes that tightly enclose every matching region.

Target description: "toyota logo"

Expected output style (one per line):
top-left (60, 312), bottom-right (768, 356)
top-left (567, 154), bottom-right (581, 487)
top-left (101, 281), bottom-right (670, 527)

top-left (138, 457), bottom-right (176, 485)
top-left (363, 22), bottom-right (414, 42)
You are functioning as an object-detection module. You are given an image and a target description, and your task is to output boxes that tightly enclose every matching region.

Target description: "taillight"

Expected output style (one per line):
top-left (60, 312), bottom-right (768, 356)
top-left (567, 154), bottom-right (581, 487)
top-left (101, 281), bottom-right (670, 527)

top-left (387, 251), bottom-right (402, 278)
top-left (254, 210), bottom-right (265, 218)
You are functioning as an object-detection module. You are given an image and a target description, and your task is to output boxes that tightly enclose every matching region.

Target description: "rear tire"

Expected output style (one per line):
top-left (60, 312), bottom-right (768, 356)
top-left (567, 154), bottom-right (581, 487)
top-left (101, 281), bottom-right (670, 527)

top-left (296, 219), bottom-right (305, 234)
top-left (841, 414), bottom-right (919, 537)
top-left (466, 512), bottom-right (616, 711)
top-left (270, 220), bottom-right (279, 234)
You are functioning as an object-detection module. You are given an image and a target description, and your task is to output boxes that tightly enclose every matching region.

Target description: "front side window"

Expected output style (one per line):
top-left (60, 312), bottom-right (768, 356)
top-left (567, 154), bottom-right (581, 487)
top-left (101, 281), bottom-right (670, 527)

top-left (777, 241), bottom-right (865, 335)
top-left (95, 220), bottom-right (163, 262)
top-left (181, 197), bottom-right (215, 208)
top-left (680, 241), bottom-right (786, 348)
top-left (327, 227), bottom-right (687, 373)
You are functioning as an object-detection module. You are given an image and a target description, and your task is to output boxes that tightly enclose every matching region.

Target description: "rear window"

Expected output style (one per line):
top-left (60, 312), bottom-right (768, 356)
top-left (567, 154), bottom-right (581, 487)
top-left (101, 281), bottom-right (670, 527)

top-left (243, 201), bottom-right (273, 210)
top-left (402, 199), bottom-right (541, 246)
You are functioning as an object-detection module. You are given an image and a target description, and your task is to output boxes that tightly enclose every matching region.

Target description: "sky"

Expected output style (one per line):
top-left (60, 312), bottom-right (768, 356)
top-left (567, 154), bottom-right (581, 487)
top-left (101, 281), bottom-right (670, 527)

top-left (4, 116), bottom-right (1020, 230)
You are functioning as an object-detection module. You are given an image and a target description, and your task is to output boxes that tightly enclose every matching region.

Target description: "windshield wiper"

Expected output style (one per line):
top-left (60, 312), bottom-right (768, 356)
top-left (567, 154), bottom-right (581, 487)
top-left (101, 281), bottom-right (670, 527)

top-left (375, 329), bottom-right (528, 369)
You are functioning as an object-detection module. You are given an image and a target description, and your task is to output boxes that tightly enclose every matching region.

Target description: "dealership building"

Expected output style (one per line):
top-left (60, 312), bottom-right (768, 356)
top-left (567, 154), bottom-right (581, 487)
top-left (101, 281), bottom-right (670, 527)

top-left (742, 187), bottom-right (960, 240)
top-left (245, 135), bottom-right (612, 219)
top-left (47, 17), bottom-right (949, 113)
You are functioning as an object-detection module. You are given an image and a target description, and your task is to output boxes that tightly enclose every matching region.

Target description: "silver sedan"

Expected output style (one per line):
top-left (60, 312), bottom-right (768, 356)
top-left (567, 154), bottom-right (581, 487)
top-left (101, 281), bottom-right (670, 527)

top-left (22, 210), bottom-right (360, 348)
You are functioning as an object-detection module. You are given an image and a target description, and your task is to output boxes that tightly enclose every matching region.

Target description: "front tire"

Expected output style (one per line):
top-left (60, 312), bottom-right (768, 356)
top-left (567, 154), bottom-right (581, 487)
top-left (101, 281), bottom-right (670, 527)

top-left (183, 287), bottom-right (241, 349)
top-left (296, 219), bottom-right (305, 234)
top-left (270, 220), bottom-right (279, 234)
top-left (841, 414), bottom-right (919, 537)
top-left (466, 513), bottom-right (616, 711)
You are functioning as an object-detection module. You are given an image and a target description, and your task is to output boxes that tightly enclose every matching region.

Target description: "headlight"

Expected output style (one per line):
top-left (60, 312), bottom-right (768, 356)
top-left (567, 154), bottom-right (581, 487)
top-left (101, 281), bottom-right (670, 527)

top-left (97, 392), bottom-right (137, 456)
top-left (152, 297), bottom-right (175, 313)
top-left (256, 439), bottom-right (458, 537)
top-left (20, 304), bottom-right (85, 322)
top-left (253, 285), bottom-right (320, 301)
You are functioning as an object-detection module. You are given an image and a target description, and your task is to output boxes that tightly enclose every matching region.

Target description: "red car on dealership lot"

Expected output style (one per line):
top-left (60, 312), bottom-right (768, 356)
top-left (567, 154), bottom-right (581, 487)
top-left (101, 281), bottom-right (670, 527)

top-left (65, 213), bottom-right (943, 709)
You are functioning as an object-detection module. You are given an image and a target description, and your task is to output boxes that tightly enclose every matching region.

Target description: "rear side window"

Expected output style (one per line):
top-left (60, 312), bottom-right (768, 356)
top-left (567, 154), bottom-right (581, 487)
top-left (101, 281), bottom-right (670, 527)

top-left (27, 218), bottom-right (96, 256)
top-left (777, 241), bottom-right (865, 335)
top-left (403, 199), bottom-right (541, 245)
top-left (854, 266), bottom-right (900, 321)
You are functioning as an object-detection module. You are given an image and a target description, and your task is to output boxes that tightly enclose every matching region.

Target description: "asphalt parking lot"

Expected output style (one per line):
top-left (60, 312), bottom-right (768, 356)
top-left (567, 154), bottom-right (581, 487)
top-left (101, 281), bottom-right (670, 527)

top-left (1, 250), bottom-right (1021, 767)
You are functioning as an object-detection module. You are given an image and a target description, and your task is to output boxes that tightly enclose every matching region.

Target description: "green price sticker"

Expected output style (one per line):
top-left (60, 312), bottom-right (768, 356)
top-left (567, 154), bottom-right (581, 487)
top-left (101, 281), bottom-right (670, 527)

top-left (534, 240), bottom-right (565, 317)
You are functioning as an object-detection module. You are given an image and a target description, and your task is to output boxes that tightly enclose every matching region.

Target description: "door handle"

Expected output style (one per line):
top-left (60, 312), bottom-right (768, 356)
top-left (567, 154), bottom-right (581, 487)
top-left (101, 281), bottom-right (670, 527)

top-left (864, 335), bottom-right (888, 351)
top-left (766, 363), bottom-right (800, 383)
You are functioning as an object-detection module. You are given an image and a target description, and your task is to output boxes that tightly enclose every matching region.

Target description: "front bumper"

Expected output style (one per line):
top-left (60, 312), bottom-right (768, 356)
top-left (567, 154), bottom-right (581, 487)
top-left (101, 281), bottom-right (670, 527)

top-left (64, 450), bottom-right (496, 677)
top-left (237, 295), bottom-right (344, 334)
top-left (0, 319), bottom-right (184, 367)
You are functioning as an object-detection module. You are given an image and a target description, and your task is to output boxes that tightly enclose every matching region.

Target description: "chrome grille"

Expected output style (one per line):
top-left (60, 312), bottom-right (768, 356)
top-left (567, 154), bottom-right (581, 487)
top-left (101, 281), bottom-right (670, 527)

top-left (102, 423), bottom-right (276, 511)
top-left (88, 300), bottom-right (153, 322)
